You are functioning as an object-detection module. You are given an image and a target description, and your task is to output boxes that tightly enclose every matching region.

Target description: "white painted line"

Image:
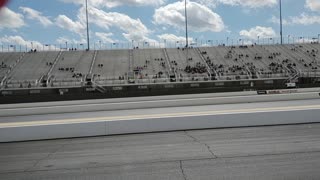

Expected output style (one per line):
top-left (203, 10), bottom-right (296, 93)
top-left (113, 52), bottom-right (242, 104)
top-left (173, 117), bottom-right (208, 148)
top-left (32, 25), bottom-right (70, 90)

top-left (1, 104), bottom-right (320, 128)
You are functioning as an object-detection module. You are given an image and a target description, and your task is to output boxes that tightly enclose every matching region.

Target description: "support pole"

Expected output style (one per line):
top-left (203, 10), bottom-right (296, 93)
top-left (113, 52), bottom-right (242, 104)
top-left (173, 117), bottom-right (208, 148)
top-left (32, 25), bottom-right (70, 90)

top-left (185, 0), bottom-right (188, 48)
top-left (280, 0), bottom-right (283, 45)
top-left (86, 0), bottom-right (90, 50)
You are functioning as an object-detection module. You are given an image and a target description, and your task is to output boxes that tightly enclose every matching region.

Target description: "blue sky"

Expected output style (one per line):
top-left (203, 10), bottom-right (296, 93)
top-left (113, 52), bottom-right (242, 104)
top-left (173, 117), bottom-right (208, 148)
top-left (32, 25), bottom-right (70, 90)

top-left (0, 0), bottom-right (320, 49)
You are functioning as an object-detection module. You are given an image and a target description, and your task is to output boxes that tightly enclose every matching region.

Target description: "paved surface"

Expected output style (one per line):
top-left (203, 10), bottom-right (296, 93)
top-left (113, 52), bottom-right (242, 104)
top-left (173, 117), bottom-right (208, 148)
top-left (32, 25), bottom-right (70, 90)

top-left (1, 99), bottom-right (319, 124)
top-left (1, 123), bottom-right (320, 179)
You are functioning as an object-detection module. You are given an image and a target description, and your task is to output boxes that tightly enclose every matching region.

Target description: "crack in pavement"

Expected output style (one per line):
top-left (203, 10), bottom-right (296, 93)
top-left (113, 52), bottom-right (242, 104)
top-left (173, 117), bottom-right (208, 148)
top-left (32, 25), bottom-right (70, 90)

top-left (184, 131), bottom-right (217, 158)
top-left (179, 160), bottom-right (188, 180)
top-left (24, 141), bottom-right (70, 172)
top-left (2, 150), bottom-right (320, 175)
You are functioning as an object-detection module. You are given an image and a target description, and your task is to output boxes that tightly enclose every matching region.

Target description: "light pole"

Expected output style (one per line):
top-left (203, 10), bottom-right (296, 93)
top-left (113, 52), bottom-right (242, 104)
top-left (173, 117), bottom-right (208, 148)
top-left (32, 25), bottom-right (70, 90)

top-left (288, 35), bottom-right (290, 44)
top-left (279, 0), bottom-right (283, 44)
top-left (318, 34), bottom-right (320, 44)
top-left (257, 36), bottom-right (260, 45)
top-left (85, 0), bottom-right (90, 50)
top-left (184, 0), bottom-right (188, 48)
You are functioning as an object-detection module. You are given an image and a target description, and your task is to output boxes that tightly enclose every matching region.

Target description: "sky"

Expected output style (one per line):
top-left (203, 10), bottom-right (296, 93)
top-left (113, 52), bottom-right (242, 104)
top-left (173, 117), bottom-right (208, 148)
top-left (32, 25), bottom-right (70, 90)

top-left (0, 0), bottom-right (320, 50)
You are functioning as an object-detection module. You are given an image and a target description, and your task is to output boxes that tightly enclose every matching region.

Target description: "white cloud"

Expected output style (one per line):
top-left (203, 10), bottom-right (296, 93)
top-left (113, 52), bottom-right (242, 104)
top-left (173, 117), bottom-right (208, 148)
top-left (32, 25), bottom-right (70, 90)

top-left (55, 15), bottom-right (86, 37)
top-left (158, 33), bottom-right (193, 42)
top-left (194, 0), bottom-right (218, 8)
top-left (56, 37), bottom-right (86, 44)
top-left (270, 13), bottom-right (320, 26)
top-left (95, 32), bottom-right (114, 43)
top-left (240, 26), bottom-right (276, 40)
top-left (0, 35), bottom-right (43, 48)
top-left (305, 0), bottom-right (320, 11)
top-left (60, 0), bottom-right (165, 8)
top-left (289, 13), bottom-right (320, 25)
top-left (80, 6), bottom-right (151, 42)
top-left (217, 0), bottom-right (277, 8)
top-left (269, 15), bottom-right (290, 26)
top-left (55, 6), bottom-right (153, 42)
top-left (19, 7), bottom-right (53, 27)
top-left (154, 1), bottom-right (225, 32)
top-left (0, 7), bottom-right (25, 29)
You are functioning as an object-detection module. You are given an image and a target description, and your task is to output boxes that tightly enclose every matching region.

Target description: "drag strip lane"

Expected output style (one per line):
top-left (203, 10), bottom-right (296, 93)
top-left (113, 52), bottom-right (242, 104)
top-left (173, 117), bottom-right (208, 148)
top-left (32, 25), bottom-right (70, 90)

top-left (0, 92), bottom-right (319, 117)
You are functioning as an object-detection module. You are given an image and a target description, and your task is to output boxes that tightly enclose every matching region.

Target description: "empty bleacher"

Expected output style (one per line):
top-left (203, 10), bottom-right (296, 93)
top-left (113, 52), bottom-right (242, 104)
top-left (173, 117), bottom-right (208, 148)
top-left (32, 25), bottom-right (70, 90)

top-left (93, 49), bottom-right (129, 85)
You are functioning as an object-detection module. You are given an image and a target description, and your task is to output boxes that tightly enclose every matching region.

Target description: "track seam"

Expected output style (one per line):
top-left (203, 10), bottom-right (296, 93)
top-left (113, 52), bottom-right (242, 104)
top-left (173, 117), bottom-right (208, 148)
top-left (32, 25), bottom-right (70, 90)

top-left (184, 131), bottom-right (218, 158)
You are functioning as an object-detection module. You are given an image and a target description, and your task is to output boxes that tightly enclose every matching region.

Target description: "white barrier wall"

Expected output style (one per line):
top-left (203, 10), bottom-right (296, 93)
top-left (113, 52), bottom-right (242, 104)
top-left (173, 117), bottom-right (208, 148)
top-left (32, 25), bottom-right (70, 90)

top-left (0, 89), bottom-right (320, 142)
top-left (1, 107), bottom-right (319, 142)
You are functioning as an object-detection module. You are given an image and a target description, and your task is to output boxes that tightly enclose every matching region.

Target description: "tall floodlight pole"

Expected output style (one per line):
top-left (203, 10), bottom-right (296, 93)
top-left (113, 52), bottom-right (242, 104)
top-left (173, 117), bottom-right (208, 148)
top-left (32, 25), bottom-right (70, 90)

top-left (280, 0), bottom-right (283, 44)
top-left (185, 0), bottom-right (188, 47)
top-left (86, 0), bottom-right (90, 50)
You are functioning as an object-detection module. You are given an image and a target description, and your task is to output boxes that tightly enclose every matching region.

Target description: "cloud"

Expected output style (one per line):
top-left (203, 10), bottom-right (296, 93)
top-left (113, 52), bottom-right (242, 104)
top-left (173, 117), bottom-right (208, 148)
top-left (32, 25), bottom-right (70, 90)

top-left (56, 36), bottom-right (86, 44)
top-left (19, 7), bottom-right (53, 27)
top-left (0, 7), bottom-right (25, 29)
top-left (305, 0), bottom-right (320, 11)
top-left (288, 13), bottom-right (320, 25)
top-left (55, 15), bottom-right (86, 37)
top-left (154, 1), bottom-right (225, 32)
top-left (158, 33), bottom-right (193, 42)
top-left (194, 0), bottom-right (218, 8)
top-left (239, 26), bottom-right (276, 40)
top-left (0, 35), bottom-right (43, 48)
top-left (95, 32), bottom-right (114, 43)
top-left (55, 5), bottom-right (153, 42)
top-left (80, 6), bottom-right (151, 42)
top-left (270, 13), bottom-right (320, 26)
top-left (60, 0), bottom-right (165, 8)
top-left (217, 0), bottom-right (277, 8)
top-left (269, 15), bottom-right (290, 26)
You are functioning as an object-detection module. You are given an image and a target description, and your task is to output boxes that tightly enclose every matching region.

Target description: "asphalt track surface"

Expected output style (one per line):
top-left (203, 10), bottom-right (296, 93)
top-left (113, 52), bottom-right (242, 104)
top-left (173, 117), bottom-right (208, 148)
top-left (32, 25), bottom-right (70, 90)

top-left (1, 96), bottom-right (320, 179)
top-left (1, 99), bottom-right (320, 126)
top-left (1, 123), bottom-right (320, 180)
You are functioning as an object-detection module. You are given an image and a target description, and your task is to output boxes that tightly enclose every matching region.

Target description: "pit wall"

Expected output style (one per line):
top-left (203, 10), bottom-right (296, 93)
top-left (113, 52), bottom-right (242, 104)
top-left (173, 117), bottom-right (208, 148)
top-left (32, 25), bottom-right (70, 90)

top-left (1, 77), bottom-right (319, 104)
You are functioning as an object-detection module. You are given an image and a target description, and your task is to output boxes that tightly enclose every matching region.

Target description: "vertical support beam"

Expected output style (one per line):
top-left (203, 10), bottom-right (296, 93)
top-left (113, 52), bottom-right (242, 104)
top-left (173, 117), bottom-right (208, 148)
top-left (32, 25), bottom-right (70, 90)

top-left (280, 0), bottom-right (283, 45)
top-left (86, 0), bottom-right (90, 50)
top-left (185, 0), bottom-right (188, 48)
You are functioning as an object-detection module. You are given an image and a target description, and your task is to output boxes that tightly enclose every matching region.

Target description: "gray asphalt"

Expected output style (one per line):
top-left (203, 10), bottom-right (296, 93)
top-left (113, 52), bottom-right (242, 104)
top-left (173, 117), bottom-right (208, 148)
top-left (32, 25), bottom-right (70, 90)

top-left (1, 99), bottom-right (320, 124)
top-left (1, 123), bottom-right (320, 180)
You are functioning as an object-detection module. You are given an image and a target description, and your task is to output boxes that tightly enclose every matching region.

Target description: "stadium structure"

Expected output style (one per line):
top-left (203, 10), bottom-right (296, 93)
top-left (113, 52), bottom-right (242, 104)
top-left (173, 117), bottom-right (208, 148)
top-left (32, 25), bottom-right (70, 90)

top-left (0, 42), bottom-right (320, 103)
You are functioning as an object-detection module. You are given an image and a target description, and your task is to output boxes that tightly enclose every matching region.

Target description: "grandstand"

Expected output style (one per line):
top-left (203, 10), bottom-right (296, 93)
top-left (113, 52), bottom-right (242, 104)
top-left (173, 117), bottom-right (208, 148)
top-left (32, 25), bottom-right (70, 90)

top-left (0, 43), bottom-right (319, 92)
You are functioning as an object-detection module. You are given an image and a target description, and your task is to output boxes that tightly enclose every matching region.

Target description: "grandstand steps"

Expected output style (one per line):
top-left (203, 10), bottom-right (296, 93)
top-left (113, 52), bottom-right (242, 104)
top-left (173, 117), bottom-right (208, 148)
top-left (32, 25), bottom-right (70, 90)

top-left (129, 49), bottom-right (133, 72)
top-left (91, 81), bottom-right (106, 93)
top-left (1, 53), bottom-right (25, 87)
top-left (88, 50), bottom-right (98, 75)
top-left (45, 51), bottom-right (63, 87)
top-left (195, 47), bottom-right (214, 79)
